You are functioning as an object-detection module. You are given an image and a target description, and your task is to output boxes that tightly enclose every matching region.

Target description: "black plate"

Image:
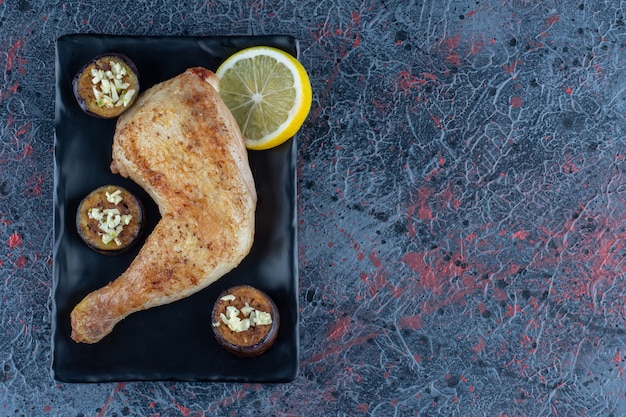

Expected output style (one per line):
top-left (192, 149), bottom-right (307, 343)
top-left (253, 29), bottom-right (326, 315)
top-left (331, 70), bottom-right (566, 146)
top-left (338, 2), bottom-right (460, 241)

top-left (52, 34), bottom-right (299, 382)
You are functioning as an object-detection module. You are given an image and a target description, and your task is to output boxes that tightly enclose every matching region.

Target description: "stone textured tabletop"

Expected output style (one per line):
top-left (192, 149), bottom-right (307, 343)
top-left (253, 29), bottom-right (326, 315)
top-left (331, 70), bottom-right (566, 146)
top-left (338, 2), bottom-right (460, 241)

top-left (2, 0), bottom-right (626, 416)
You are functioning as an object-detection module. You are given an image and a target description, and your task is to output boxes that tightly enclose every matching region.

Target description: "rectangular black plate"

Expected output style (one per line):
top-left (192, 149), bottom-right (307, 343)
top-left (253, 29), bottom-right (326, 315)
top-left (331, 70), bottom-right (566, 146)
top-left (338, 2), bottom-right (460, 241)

top-left (52, 34), bottom-right (299, 382)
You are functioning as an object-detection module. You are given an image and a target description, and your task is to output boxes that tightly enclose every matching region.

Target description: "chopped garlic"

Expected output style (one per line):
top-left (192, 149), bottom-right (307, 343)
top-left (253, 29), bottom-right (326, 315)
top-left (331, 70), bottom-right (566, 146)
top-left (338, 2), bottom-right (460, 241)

top-left (91, 59), bottom-right (135, 108)
top-left (88, 207), bottom-right (104, 221)
top-left (254, 310), bottom-right (272, 326)
top-left (110, 85), bottom-right (119, 102)
top-left (218, 298), bottom-right (272, 332)
top-left (100, 78), bottom-right (111, 94)
top-left (88, 190), bottom-right (133, 245)
top-left (106, 189), bottom-right (123, 205)
top-left (240, 302), bottom-right (255, 317)
top-left (122, 89), bottom-right (136, 107)
top-left (225, 305), bottom-right (240, 318)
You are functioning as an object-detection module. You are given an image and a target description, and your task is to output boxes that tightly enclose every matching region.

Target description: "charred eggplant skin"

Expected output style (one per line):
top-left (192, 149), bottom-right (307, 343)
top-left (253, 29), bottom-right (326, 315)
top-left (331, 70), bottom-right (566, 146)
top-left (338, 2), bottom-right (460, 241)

top-left (73, 53), bottom-right (140, 119)
top-left (76, 185), bottom-right (144, 255)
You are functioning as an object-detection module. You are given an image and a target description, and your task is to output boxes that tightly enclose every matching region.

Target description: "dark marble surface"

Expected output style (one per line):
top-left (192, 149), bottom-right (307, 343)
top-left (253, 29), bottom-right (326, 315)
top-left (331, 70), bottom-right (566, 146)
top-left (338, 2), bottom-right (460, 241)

top-left (1, 0), bottom-right (626, 416)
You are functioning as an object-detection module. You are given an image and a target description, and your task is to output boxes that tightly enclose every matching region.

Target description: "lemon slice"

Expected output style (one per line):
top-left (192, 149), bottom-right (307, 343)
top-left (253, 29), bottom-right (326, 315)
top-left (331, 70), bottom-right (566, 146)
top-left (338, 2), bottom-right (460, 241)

top-left (216, 46), bottom-right (312, 150)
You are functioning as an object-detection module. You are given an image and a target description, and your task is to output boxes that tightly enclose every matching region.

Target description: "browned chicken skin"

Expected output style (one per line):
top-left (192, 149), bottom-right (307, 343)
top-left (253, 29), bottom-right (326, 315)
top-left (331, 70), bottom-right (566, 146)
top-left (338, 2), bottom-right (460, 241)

top-left (70, 67), bottom-right (257, 344)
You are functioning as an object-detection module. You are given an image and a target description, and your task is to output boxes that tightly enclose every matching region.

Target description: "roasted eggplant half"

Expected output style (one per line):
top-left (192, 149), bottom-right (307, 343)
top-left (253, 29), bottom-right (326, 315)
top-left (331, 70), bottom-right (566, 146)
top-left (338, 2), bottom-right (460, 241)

top-left (73, 53), bottom-right (139, 119)
top-left (211, 285), bottom-right (280, 358)
top-left (76, 185), bottom-right (144, 254)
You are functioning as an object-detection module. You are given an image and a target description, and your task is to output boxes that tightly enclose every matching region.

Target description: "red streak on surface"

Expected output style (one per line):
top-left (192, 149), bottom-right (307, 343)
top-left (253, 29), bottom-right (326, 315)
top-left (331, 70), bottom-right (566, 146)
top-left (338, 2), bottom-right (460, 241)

top-left (511, 230), bottom-right (530, 240)
top-left (175, 404), bottom-right (191, 416)
top-left (401, 252), bottom-right (442, 295)
top-left (356, 403), bottom-right (370, 412)
top-left (0, 83), bottom-right (19, 101)
top-left (397, 71), bottom-right (425, 90)
top-left (8, 233), bottom-right (22, 249)
top-left (351, 12), bottom-right (361, 47)
top-left (368, 251), bottom-right (382, 268)
top-left (351, 11), bottom-right (360, 25)
top-left (537, 211), bottom-right (626, 303)
top-left (470, 35), bottom-right (486, 54)
top-left (8, 83), bottom-right (18, 95)
top-left (446, 53), bottom-right (461, 66)
top-left (510, 96), bottom-right (523, 108)
top-left (589, 233), bottom-right (626, 286)
top-left (493, 286), bottom-right (508, 302)
top-left (430, 113), bottom-right (444, 129)
top-left (440, 34), bottom-right (461, 66)
top-left (95, 382), bottom-right (126, 417)
top-left (328, 315), bottom-right (352, 342)
top-left (546, 14), bottom-right (560, 26)
top-left (18, 143), bottom-right (33, 160)
top-left (25, 174), bottom-right (44, 196)
top-left (407, 187), bottom-right (435, 234)
top-left (505, 304), bottom-right (522, 317)
top-left (398, 314), bottom-right (422, 330)
top-left (502, 60), bottom-right (522, 75)
top-left (14, 255), bottom-right (27, 268)
top-left (15, 122), bottom-right (31, 137)
top-left (395, 71), bottom-right (439, 100)
top-left (360, 250), bottom-right (391, 300)
top-left (372, 99), bottom-right (388, 112)
top-left (6, 39), bottom-right (24, 74)
top-left (471, 337), bottom-right (487, 353)
top-left (612, 351), bottom-right (622, 363)
top-left (561, 159), bottom-right (579, 174)
top-left (444, 34), bottom-right (460, 49)
top-left (17, 57), bottom-right (27, 75)
top-left (401, 230), bottom-right (514, 317)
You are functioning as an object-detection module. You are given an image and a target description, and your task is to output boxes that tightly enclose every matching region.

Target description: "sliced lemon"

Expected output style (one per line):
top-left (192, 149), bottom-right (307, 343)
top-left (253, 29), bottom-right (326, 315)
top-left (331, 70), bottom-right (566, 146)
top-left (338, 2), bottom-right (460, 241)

top-left (216, 46), bottom-right (312, 150)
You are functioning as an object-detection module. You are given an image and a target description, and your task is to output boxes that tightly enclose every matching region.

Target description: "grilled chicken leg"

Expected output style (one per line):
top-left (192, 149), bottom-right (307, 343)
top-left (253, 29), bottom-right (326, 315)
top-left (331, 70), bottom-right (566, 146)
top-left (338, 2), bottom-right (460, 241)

top-left (70, 67), bottom-right (257, 344)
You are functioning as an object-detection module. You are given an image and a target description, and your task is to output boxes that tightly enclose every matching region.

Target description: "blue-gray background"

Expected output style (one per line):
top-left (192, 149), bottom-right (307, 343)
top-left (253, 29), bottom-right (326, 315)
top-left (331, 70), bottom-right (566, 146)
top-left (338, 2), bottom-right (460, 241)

top-left (1, 1), bottom-right (626, 416)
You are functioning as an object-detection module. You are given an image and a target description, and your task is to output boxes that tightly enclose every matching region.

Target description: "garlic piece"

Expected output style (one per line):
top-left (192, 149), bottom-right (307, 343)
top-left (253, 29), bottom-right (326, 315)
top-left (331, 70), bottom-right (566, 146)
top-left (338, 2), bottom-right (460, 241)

top-left (90, 60), bottom-right (136, 108)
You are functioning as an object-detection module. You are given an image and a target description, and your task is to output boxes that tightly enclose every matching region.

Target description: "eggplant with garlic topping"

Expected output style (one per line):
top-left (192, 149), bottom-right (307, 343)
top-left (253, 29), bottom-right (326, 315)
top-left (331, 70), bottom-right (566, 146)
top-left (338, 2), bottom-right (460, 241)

top-left (73, 53), bottom-right (140, 118)
top-left (76, 185), bottom-right (144, 254)
top-left (211, 285), bottom-right (280, 358)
